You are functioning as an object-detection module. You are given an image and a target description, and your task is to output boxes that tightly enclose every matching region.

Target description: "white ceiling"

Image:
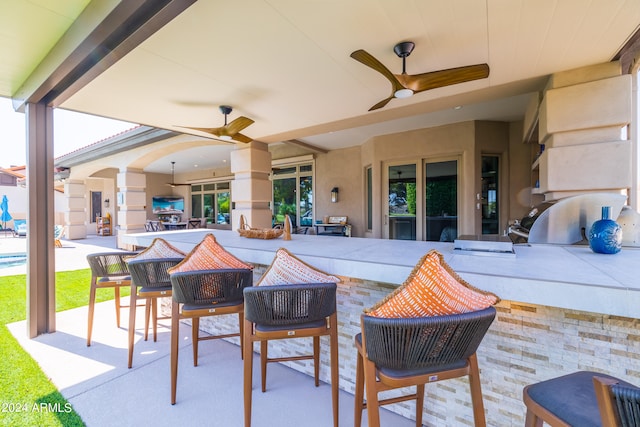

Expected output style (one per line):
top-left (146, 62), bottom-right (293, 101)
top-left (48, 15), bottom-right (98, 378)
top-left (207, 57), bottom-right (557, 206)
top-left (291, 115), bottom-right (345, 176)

top-left (3, 0), bottom-right (640, 174)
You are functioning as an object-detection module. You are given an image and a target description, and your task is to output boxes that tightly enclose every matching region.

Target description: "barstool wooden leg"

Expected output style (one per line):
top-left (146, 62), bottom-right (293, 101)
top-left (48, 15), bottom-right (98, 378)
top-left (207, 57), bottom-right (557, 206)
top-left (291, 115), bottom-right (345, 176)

top-left (192, 317), bottom-right (200, 366)
top-left (114, 286), bottom-right (121, 328)
top-left (313, 335), bottom-right (320, 386)
top-left (151, 298), bottom-right (158, 342)
top-left (170, 301), bottom-right (180, 404)
top-left (87, 278), bottom-right (97, 346)
top-left (524, 410), bottom-right (543, 427)
top-left (363, 356), bottom-right (381, 427)
top-left (415, 384), bottom-right (425, 427)
top-left (354, 349), bottom-right (365, 427)
top-left (144, 297), bottom-right (151, 341)
top-left (127, 284), bottom-right (137, 369)
top-left (261, 340), bottom-right (268, 392)
top-left (243, 318), bottom-right (254, 427)
top-left (468, 353), bottom-right (487, 427)
top-left (329, 313), bottom-right (339, 427)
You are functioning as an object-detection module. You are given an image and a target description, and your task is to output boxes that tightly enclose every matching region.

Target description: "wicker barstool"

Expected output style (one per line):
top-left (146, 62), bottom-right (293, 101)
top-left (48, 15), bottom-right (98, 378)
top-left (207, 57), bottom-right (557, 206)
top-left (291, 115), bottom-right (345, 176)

top-left (243, 282), bottom-right (339, 427)
top-left (523, 371), bottom-right (640, 427)
top-left (86, 251), bottom-right (139, 346)
top-left (126, 257), bottom-right (183, 368)
top-left (354, 307), bottom-right (496, 427)
top-left (169, 268), bottom-right (253, 404)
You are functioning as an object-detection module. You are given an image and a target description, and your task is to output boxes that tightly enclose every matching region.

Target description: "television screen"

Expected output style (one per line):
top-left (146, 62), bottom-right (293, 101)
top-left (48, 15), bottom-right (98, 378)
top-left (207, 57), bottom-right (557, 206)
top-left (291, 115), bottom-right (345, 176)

top-left (152, 196), bottom-right (184, 214)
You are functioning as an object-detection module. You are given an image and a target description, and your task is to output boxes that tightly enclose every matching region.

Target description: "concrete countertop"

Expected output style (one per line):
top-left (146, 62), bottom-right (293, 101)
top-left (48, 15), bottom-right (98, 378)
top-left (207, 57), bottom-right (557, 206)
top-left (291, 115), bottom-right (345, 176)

top-left (120, 229), bottom-right (640, 319)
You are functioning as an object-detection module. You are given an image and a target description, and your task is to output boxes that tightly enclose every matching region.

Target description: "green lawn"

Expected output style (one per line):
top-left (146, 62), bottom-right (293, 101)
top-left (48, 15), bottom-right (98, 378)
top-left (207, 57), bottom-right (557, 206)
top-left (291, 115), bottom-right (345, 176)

top-left (0, 269), bottom-right (130, 427)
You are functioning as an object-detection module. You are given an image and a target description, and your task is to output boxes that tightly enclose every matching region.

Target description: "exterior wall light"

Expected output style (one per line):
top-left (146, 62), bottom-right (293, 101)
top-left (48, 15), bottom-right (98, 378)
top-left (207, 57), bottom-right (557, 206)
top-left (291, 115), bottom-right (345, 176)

top-left (331, 187), bottom-right (339, 203)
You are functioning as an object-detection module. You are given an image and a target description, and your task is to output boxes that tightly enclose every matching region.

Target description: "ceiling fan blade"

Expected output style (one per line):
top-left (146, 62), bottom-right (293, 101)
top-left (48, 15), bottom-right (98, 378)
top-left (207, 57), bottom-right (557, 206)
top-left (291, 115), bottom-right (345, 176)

top-left (368, 96), bottom-right (394, 111)
top-left (226, 116), bottom-right (255, 135)
top-left (350, 49), bottom-right (405, 94)
top-left (180, 125), bottom-right (224, 135)
top-left (232, 132), bottom-right (253, 143)
top-left (398, 63), bottom-right (490, 94)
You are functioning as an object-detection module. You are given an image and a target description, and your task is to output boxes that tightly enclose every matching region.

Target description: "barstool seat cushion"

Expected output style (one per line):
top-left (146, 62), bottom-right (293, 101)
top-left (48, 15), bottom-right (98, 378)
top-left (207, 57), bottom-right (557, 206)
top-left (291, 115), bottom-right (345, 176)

top-left (168, 233), bottom-right (252, 273)
top-left (366, 250), bottom-right (498, 318)
top-left (525, 370), bottom-right (637, 427)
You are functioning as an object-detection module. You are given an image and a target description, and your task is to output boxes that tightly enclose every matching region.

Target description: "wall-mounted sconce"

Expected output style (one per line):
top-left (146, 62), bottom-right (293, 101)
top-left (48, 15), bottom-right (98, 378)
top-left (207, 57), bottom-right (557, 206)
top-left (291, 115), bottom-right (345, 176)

top-left (104, 198), bottom-right (110, 208)
top-left (331, 187), bottom-right (339, 203)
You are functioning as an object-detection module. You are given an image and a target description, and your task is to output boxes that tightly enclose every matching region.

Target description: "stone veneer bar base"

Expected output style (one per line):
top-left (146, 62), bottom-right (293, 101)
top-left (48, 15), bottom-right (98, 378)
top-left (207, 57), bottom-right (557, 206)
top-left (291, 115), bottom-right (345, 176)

top-left (162, 264), bottom-right (640, 426)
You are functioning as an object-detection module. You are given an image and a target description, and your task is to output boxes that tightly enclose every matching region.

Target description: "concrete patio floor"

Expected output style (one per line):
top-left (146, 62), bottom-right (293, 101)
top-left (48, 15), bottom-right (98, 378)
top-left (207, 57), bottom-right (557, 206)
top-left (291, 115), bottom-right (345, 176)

top-left (4, 234), bottom-right (416, 427)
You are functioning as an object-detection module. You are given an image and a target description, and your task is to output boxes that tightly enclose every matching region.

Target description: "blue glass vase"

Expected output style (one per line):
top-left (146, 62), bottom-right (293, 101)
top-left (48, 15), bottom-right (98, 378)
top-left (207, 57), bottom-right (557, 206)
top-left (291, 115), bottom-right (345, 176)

top-left (588, 206), bottom-right (622, 254)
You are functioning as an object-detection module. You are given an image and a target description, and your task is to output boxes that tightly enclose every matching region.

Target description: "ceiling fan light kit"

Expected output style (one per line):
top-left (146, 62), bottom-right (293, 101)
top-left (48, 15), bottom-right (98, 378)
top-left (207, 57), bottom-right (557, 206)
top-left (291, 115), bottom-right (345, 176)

top-left (350, 40), bottom-right (490, 111)
top-left (394, 88), bottom-right (414, 99)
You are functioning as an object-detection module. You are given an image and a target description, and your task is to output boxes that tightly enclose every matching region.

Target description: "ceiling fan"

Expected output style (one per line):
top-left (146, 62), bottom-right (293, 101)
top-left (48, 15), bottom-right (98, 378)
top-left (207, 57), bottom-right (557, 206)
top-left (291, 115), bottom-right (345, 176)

top-left (166, 161), bottom-right (190, 187)
top-left (181, 105), bottom-right (254, 143)
top-left (350, 41), bottom-right (490, 111)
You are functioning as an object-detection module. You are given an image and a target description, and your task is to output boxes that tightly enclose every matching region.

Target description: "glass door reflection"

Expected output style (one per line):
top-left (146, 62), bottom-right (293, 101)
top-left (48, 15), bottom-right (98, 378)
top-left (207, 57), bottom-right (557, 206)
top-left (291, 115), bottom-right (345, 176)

top-left (388, 164), bottom-right (416, 240)
top-left (425, 160), bottom-right (458, 241)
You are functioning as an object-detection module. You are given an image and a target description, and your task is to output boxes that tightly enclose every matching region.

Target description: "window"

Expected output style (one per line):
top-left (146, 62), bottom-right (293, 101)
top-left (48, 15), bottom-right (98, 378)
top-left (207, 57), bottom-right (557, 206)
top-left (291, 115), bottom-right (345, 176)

top-left (191, 181), bottom-right (231, 228)
top-left (272, 162), bottom-right (313, 228)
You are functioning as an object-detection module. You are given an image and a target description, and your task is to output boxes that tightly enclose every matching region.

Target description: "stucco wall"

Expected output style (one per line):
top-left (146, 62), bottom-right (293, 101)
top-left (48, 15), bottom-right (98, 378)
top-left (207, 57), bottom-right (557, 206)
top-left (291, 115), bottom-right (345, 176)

top-left (63, 119), bottom-right (534, 240)
top-left (314, 146), bottom-right (363, 236)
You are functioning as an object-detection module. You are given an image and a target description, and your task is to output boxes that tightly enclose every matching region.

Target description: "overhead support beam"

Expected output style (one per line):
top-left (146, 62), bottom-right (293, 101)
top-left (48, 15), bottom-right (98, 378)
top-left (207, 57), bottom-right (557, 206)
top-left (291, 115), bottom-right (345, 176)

top-left (283, 139), bottom-right (329, 154)
top-left (613, 25), bottom-right (640, 74)
top-left (13, 0), bottom-right (197, 111)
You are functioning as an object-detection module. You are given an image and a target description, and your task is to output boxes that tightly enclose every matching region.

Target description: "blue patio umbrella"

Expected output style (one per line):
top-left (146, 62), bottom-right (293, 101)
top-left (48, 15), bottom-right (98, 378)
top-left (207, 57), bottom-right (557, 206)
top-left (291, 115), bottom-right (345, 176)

top-left (1, 195), bottom-right (12, 230)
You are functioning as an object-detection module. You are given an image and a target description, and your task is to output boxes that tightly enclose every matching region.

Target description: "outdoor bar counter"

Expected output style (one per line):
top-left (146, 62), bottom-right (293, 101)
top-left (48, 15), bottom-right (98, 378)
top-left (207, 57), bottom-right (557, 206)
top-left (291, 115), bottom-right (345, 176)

top-left (120, 229), bottom-right (640, 425)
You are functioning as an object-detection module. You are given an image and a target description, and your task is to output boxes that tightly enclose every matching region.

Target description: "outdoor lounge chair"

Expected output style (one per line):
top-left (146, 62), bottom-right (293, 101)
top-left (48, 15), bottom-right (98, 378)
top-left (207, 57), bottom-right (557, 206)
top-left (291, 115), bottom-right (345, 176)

top-left (523, 371), bottom-right (640, 427)
top-left (13, 219), bottom-right (26, 237)
top-left (354, 307), bottom-right (496, 427)
top-left (54, 224), bottom-right (65, 247)
top-left (169, 268), bottom-right (253, 404)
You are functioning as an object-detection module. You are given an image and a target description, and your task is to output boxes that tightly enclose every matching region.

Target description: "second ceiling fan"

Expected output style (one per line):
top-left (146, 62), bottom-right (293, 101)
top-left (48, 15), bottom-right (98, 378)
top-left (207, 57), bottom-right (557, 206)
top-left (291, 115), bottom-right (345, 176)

top-left (166, 161), bottom-right (190, 187)
top-left (182, 105), bottom-right (254, 143)
top-left (350, 41), bottom-right (490, 111)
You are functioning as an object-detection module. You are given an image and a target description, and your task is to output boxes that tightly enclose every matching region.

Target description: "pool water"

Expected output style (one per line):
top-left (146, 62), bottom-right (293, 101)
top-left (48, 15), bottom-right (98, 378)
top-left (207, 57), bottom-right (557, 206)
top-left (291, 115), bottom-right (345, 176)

top-left (0, 254), bottom-right (27, 269)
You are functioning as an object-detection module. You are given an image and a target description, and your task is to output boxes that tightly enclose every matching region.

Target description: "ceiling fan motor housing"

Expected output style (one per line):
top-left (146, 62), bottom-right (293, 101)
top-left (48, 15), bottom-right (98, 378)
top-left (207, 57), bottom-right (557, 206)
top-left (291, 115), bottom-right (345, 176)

top-left (394, 41), bottom-right (415, 58)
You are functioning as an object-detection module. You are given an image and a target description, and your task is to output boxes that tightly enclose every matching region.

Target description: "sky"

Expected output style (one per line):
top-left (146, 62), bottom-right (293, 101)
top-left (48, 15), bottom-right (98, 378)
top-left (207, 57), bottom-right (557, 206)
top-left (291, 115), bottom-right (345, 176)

top-left (1, 97), bottom-right (137, 168)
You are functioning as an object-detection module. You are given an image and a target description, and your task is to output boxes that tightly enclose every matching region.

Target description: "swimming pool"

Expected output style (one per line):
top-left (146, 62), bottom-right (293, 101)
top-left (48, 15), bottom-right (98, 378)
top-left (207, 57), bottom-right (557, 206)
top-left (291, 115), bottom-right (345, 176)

top-left (0, 253), bottom-right (27, 269)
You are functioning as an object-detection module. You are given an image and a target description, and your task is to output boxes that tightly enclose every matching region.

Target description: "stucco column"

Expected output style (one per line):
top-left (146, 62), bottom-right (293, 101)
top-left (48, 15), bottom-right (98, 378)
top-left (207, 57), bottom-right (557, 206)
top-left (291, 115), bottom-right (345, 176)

top-left (116, 169), bottom-right (147, 248)
top-left (230, 141), bottom-right (272, 230)
top-left (64, 179), bottom-right (87, 239)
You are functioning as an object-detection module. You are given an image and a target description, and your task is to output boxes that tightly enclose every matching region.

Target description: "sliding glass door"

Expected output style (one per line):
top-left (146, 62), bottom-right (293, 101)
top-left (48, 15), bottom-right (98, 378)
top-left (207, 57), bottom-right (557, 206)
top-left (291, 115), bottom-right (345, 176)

top-left (425, 160), bottom-right (458, 241)
top-left (383, 158), bottom-right (460, 241)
